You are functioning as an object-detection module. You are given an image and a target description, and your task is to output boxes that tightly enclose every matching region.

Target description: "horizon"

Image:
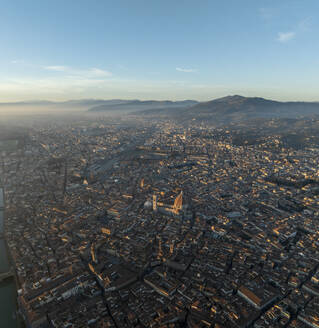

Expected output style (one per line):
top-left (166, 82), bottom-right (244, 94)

top-left (1, 0), bottom-right (319, 102)
top-left (1, 94), bottom-right (319, 105)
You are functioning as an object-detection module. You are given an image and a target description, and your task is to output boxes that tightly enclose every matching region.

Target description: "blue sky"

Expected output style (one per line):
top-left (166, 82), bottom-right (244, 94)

top-left (0, 0), bottom-right (318, 101)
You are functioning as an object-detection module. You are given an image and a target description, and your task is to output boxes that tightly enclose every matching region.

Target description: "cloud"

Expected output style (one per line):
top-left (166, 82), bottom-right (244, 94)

top-left (11, 59), bottom-right (25, 64)
top-left (276, 32), bottom-right (295, 43)
top-left (0, 76), bottom-right (114, 98)
top-left (275, 18), bottom-right (311, 43)
top-left (44, 65), bottom-right (68, 72)
top-left (176, 67), bottom-right (197, 73)
top-left (89, 68), bottom-right (112, 77)
top-left (43, 65), bottom-right (112, 77)
top-left (0, 64), bottom-right (112, 101)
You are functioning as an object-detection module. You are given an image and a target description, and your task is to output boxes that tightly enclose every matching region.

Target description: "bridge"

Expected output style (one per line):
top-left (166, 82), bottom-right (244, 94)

top-left (0, 268), bottom-right (14, 282)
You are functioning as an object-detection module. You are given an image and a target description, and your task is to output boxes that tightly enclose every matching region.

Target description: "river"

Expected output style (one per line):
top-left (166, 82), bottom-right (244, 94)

top-left (0, 200), bottom-right (21, 327)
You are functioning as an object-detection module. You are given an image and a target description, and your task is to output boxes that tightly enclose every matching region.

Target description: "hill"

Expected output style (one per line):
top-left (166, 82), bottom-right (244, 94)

top-left (0, 99), bottom-right (198, 114)
top-left (138, 95), bottom-right (319, 124)
top-left (88, 100), bottom-right (198, 112)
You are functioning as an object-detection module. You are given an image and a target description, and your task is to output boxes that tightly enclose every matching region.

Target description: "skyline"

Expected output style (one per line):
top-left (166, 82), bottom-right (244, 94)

top-left (1, 0), bottom-right (319, 102)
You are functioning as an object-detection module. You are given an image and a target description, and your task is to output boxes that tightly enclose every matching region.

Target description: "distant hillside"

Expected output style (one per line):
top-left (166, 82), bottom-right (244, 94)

top-left (88, 100), bottom-right (198, 112)
top-left (0, 99), bottom-right (109, 114)
top-left (2, 96), bottom-right (319, 123)
top-left (0, 99), bottom-right (199, 115)
top-left (0, 99), bottom-right (113, 108)
top-left (138, 95), bottom-right (319, 124)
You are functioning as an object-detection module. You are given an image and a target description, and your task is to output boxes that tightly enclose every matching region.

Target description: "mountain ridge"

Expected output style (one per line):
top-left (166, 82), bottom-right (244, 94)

top-left (2, 96), bottom-right (319, 124)
top-left (88, 99), bottom-right (198, 112)
top-left (135, 95), bottom-right (319, 124)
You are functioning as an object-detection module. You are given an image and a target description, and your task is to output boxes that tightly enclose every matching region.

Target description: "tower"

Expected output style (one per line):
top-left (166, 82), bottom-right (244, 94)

top-left (173, 191), bottom-right (183, 213)
top-left (153, 195), bottom-right (157, 211)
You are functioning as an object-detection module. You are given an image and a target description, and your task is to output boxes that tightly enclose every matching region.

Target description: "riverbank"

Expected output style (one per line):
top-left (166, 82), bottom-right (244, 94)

top-left (0, 280), bottom-right (20, 327)
top-left (0, 189), bottom-right (21, 328)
